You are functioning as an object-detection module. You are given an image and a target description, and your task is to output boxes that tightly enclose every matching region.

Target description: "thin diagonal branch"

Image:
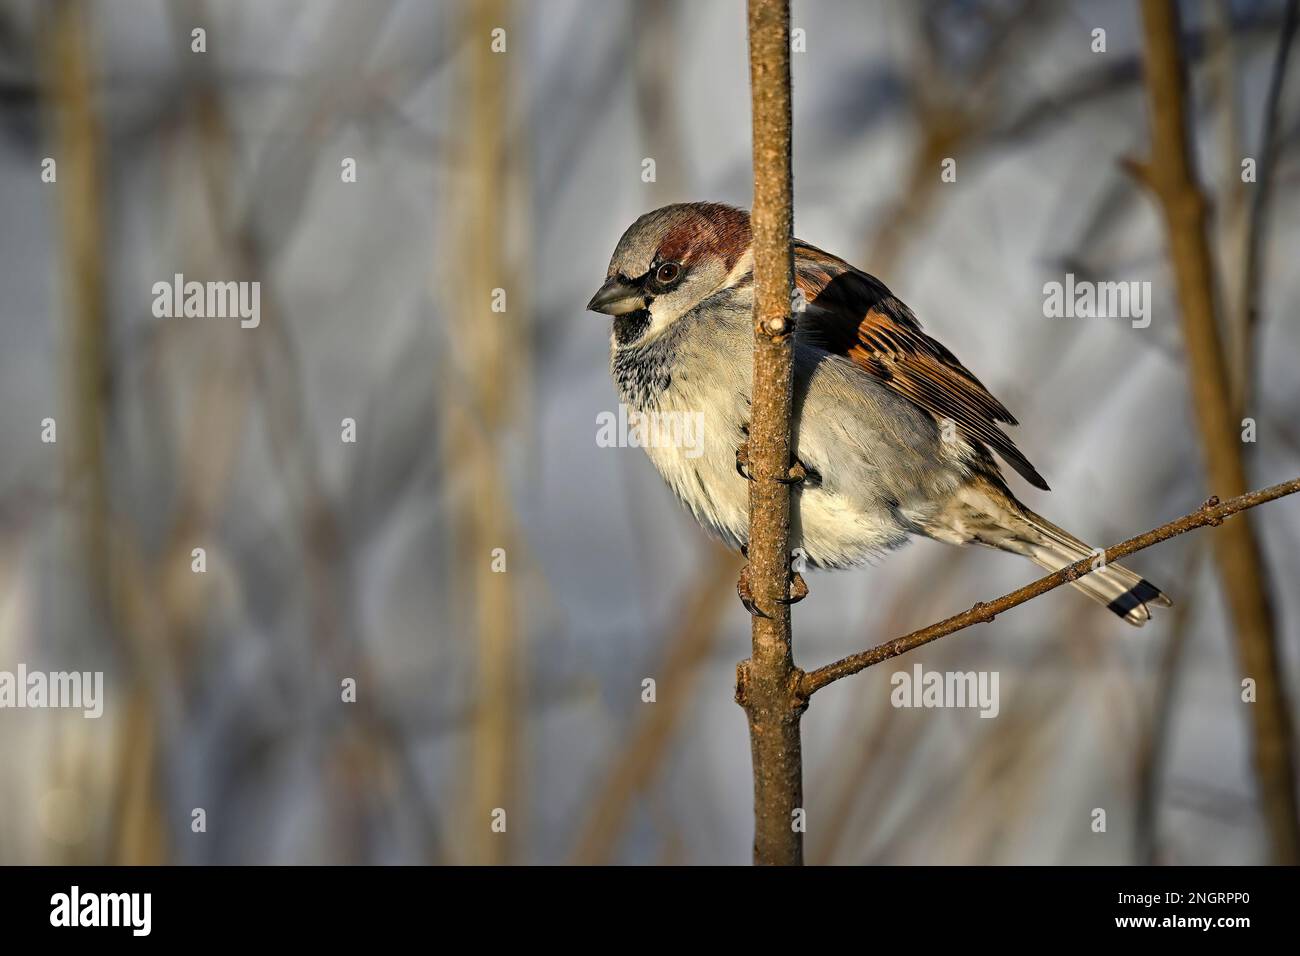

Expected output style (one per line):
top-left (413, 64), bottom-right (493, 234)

top-left (800, 476), bottom-right (1300, 698)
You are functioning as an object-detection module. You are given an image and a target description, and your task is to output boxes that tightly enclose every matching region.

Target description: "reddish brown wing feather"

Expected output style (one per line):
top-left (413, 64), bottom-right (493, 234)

top-left (793, 241), bottom-right (1049, 491)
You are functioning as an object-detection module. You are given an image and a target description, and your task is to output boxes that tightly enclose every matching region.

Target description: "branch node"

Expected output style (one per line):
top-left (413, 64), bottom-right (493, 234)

top-left (1119, 154), bottom-right (1157, 191)
top-left (787, 667), bottom-right (810, 714)
top-left (1202, 495), bottom-right (1224, 525)
top-left (735, 659), bottom-right (752, 707)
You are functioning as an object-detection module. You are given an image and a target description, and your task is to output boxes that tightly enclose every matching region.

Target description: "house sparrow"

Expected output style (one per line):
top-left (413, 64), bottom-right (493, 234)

top-left (587, 202), bottom-right (1170, 625)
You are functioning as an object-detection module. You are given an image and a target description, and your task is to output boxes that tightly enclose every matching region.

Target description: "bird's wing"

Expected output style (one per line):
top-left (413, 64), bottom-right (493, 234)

top-left (793, 240), bottom-right (1049, 491)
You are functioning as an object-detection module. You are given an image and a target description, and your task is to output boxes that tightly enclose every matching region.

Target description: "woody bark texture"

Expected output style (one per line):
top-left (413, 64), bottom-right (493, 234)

top-left (1134, 0), bottom-right (1299, 864)
top-left (740, 0), bottom-right (805, 867)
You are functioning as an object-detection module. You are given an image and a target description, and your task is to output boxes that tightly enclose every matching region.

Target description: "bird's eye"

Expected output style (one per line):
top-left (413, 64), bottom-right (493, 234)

top-left (655, 262), bottom-right (681, 285)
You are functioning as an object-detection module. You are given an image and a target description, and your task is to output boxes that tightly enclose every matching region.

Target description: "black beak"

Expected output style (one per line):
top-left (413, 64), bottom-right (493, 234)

top-left (586, 276), bottom-right (646, 316)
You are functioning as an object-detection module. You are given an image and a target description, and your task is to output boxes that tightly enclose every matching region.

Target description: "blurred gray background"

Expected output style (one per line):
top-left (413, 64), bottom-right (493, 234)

top-left (0, 0), bottom-right (1297, 864)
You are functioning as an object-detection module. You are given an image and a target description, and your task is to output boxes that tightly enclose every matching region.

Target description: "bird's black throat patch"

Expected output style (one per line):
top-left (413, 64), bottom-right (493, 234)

top-left (612, 308), bottom-right (652, 347)
top-left (610, 315), bottom-right (679, 410)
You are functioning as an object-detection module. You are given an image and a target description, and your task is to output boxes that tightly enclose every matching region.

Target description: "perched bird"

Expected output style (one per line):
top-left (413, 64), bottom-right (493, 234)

top-left (587, 201), bottom-right (1170, 625)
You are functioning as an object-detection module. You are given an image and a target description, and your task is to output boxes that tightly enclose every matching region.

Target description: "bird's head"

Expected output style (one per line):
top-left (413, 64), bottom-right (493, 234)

top-left (587, 202), bottom-right (753, 346)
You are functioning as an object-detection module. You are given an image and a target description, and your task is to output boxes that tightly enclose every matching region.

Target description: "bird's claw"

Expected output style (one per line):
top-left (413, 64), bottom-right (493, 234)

top-left (776, 570), bottom-right (808, 605)
top-left (736, 563), bottom-right (769, 618)
top-left (777, 460), bottom-right (808, 485)
top-left (736, 443), bottom-right (753, 481)
top-left (736, 443), bottom-right (808, 486)
top-left (737, 562), bottom-right (808, 615)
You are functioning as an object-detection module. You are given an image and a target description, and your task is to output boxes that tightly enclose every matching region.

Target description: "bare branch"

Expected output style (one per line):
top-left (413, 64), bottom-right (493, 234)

top-left (800, 476), bottom-right (1300, 698)
top-left (739, 0), bottom-right (804, 867)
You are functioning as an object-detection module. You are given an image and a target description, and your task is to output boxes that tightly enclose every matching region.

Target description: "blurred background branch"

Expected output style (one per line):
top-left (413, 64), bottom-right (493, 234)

top-left (1132, 0), bottom-right (1299, 864)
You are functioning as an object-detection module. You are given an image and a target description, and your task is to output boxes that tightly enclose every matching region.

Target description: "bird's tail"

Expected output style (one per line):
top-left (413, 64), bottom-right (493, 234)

top-left (923, 477), bottom-right (1172, 626)
top-left (1011, 506), bottom-right (1171, 626)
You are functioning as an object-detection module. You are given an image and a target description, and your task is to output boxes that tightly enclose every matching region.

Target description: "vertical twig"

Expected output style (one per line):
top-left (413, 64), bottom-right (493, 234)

top-left (47, 0), bottom-right (110, 623)
top-left (46, 0), bottom-right (171, 866)
top-left (1237, 0), bottom-right (1298, 411)
top-left (739, 0), bottom-right (804, 867)
top-left (1204, 0), bottom-right (1249, 405)
top-left (442, 0), bottom-right (522, 865)
top-left (1133, 0), bottom-right (1300, 864)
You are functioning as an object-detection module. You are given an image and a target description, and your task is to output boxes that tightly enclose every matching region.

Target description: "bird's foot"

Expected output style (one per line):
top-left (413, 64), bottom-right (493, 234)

top-left (735, 442), bottom-right (809, 485)
top-left (778, 460), bottom-right (808, 485)
top-left (778, 569), bottom-right (809, 606)
top-left (735, 443), bottom-right (753, 481)
top-left (736, 557), bottom-right (809, 615)
top-left (736, 562), bottom-right (769, 618)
